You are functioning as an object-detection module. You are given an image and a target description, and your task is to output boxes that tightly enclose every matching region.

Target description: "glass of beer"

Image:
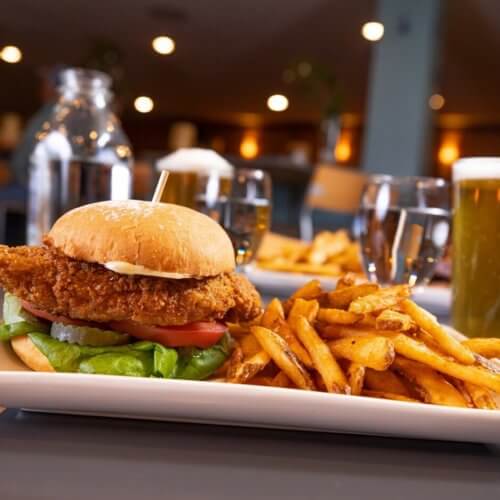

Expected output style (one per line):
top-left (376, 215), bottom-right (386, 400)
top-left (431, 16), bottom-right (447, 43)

top-left (452, 158), bottom-right (500, 338)
top-left (196, 168), bottom-right (272, 267)
top-left (358, 175), bottom-right (450, 286)
top-left (156, 148), bottom-right (234, 208)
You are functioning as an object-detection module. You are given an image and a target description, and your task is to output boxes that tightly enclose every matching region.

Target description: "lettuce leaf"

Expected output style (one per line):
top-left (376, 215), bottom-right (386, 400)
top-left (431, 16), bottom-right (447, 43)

top-left (175, 333), bottom-right (230, 380)
top-left (3, 293), bottom-right (49, 333)
top-left (0, 321), bottom-right (48, 342)
top-left (29, 333), bottom-right (178, 378)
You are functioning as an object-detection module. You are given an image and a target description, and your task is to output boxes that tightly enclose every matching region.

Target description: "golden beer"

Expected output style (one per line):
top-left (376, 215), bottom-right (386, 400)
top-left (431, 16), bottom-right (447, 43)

top-left (159, 171), bottom-right (198, 208)
top-left (156, 149), bottom-right (234, 208)
top-left (224, 198), bottom-right (271, 266)
top-left (452, 159), bottom-right (500, 338)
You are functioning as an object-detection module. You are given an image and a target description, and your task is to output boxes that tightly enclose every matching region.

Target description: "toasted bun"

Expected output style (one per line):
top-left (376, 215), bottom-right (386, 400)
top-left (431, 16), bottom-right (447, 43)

top-left (46, 200), bottom-right (235, 277)
top-left (11, 335), bottom-right (55, 372)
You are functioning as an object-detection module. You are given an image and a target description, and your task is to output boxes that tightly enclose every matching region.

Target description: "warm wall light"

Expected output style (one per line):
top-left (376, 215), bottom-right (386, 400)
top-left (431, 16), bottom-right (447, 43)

top-left (334, 129), bottom-right (353, 163)
top-left (361, 22), bottom-right (384, 42)
top-left (0, 45), bottom-right (22, 63)
top-left (240, 132), bottom-right (259, 159)
top-left (152, 36), bottom-right (175, 55)
top-left (438, 132), bottom-right (460, 166)
top-left (134, 96), bottom-right (154, 113)
top-left (429, 94), bottom-right (445, 110)
top-left (267, 94), bottom-right (289, 112)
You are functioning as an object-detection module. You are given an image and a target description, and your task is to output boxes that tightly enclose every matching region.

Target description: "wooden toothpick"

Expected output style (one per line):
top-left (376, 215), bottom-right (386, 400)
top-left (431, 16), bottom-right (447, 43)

top-left (152, 170), bottom-right (170, 203)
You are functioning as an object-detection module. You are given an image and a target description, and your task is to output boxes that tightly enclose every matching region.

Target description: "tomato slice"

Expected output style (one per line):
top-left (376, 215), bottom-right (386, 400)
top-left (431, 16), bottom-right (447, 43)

top-left (109, 320), bottom-right (227, 348)
top-left (21, 300), bottom-right (89, 327)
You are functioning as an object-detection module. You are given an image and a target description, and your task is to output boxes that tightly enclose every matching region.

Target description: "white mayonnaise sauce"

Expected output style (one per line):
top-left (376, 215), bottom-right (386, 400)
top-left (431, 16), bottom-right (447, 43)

top-left (104, 261), bottom-right (195, 279)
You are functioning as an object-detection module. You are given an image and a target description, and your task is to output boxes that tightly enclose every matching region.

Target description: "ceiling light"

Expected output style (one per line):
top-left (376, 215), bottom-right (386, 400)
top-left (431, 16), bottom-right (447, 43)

top-left (267, 94), bottom-right (289, 112)
top-left (429, 93), bottom-right (445, 110)
top-left (134, 96), bottom-right (154, 113)
top-left (0, 45), bottom-right (22, 64)
top-left (152, 36), bottom-right (175, 55)
top-left (361, 22), bottom-right (384, 42)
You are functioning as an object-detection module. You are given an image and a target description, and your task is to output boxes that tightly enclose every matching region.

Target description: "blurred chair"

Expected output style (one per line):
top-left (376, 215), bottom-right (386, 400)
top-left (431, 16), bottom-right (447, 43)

top-left (300, 164), bottom-right (367, 241)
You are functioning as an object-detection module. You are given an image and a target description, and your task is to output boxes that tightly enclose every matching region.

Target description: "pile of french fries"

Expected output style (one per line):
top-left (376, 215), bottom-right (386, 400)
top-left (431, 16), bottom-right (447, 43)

top-left (219, 275), bottom-right (500, 410)
top-left (257, 230), bottom-right (362, 277)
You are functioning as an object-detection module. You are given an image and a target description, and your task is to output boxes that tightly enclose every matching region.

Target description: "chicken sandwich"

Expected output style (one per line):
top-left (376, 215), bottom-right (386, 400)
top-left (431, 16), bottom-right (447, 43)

top-left (0, 200), bottom-right (261, 379)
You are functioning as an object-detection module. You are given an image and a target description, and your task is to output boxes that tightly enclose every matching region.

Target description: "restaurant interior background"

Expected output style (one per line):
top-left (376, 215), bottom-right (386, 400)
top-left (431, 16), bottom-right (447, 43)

top-left (0, 0), bottom-right (499, 242)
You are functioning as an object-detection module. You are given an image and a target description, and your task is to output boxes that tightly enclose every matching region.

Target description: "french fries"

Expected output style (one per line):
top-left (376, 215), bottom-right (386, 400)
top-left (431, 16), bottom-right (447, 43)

top-left (462, 338), bottom-right (500, 359)
top-left (276, 320), bottom-right (313, 368)
top-left (290, 316), bottom-right (349, 394)
top-left (290, 280), bottom-right (323, 301)
top-left (463, 382), bottom-right (497, 410)
top-left (288, 298), bottom-right (319, 324)
top-left (223, 278), bottom-right (500, 411)
top-left (228, 350), bottom-right (271, 384)
top-left (272, 371), bottom-right (292, 388)
top-left (261, 298), bottom-right (285, 330)
top-left (392, 334), bottom-right (500, 393)
top-left (348, 285), bottom-right (410, 314)
top-left (317, 308), bottom-right (362, 325)
top-left (257, 231), bottom-right (362, 277)
top-left (347, 363), bottom-right (365, 396)
top-left (329, 336), bottom-right (395, 371)
top-left (251, 326), bottom-right (314, 390)
top-left (393, 357), bottom-right (468, 407)
top-left (362, 390), bottom-right (420, 403)
top-left (327, 283), bottom-right (379, 309)
top-left (240, 334), bottom-right (263, 358)
top-left (375, 309), bottom-right (416, 332)
top-left (258, 260), bottom-right (342, 277)
top-left (306, 230), bottom-right (351, 265)
top-left (400, 300), bottom-right (476, 365)
top-left (364, 369), bottom-right (411, 398)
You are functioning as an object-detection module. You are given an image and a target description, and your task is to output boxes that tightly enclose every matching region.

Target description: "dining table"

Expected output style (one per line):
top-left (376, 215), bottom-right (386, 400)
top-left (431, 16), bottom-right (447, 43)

top-left (1, 293), bottom-right (499, 500)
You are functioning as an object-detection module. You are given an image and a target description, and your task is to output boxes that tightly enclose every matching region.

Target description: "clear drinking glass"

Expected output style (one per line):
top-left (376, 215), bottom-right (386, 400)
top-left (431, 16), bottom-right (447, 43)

top-left (358, 175), bottom-right (450, 286)
top-left (195, 168), bottom-right (272, 267)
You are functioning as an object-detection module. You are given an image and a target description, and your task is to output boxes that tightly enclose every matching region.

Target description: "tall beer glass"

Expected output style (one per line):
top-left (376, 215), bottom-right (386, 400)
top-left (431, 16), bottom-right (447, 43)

top-left (156, 148), bottom-right (233, 208)
top-left (452, 158), bottom-right (500, 338)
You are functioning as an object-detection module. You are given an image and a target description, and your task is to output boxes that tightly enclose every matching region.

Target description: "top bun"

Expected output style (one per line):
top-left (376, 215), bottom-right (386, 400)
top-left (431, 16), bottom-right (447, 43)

top-left (46, 200), bottom-right (235, 277)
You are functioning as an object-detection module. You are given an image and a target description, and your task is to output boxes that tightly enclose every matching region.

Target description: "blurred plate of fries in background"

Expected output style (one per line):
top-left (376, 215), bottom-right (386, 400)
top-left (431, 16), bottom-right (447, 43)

top-left (1, 275), bottom-right (498, 444)
top-left (249, 231), bottom-right (451, 316)
top-left (256, 230), bottom-right (363, 277)
top-left (247, 230), bottom-right (362, 295)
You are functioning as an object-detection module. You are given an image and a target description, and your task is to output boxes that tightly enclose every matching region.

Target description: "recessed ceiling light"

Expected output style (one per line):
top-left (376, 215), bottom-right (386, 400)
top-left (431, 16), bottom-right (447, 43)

top-left (152, 36), bottom-right (175, 55)
top-left (134, 96), bottom-right (154, 113)
top-left (429, 93), bottom-right (445, 110)
top-left (0, 45), bottom-right (22, 64)
top-left (267, 94), bottom-right (289, 112)
top-left (361, 22), bottom-right (384, 42)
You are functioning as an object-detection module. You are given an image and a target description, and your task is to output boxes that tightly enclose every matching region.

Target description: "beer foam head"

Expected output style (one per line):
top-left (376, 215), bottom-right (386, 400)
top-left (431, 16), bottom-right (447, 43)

top-left (453, 157), bottom-right (500, 182)
top-left (157, 148), bottom-right (234, 177)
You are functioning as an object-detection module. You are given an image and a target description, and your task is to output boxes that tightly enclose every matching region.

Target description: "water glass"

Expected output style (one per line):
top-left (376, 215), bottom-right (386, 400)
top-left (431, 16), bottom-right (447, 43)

top-left (358, 175), bottom-right (450, 286)
top-left (195, 168), bottom-right (272, 266)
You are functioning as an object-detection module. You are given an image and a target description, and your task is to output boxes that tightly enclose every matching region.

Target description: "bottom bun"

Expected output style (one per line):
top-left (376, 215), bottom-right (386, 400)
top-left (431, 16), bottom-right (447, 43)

top-left (11, 335), bottom-right (55, 372)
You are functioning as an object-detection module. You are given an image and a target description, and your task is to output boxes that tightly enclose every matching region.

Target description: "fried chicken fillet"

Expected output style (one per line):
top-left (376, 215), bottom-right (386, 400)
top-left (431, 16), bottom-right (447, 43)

top-left (0, 245), bottom-right (261, 326)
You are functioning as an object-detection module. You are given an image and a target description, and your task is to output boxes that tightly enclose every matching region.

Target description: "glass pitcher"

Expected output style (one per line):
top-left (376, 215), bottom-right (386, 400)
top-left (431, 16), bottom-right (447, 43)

top-left (27, 68), bottom-right (133, 245)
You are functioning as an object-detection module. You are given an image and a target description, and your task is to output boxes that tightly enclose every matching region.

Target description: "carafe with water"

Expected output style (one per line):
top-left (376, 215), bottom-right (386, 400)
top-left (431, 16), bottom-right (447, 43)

top-left (27, 68), bottom-right (133, 244)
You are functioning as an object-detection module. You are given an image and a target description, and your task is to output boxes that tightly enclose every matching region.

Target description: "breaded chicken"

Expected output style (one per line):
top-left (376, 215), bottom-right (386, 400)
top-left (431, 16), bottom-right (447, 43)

top-left (0, 245), bottom-right (261, 326)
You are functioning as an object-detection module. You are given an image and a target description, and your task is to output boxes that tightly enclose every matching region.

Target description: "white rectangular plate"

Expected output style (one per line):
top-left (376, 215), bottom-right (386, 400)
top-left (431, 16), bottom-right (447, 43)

top-left (1, 342), bottom-right (499, 444)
